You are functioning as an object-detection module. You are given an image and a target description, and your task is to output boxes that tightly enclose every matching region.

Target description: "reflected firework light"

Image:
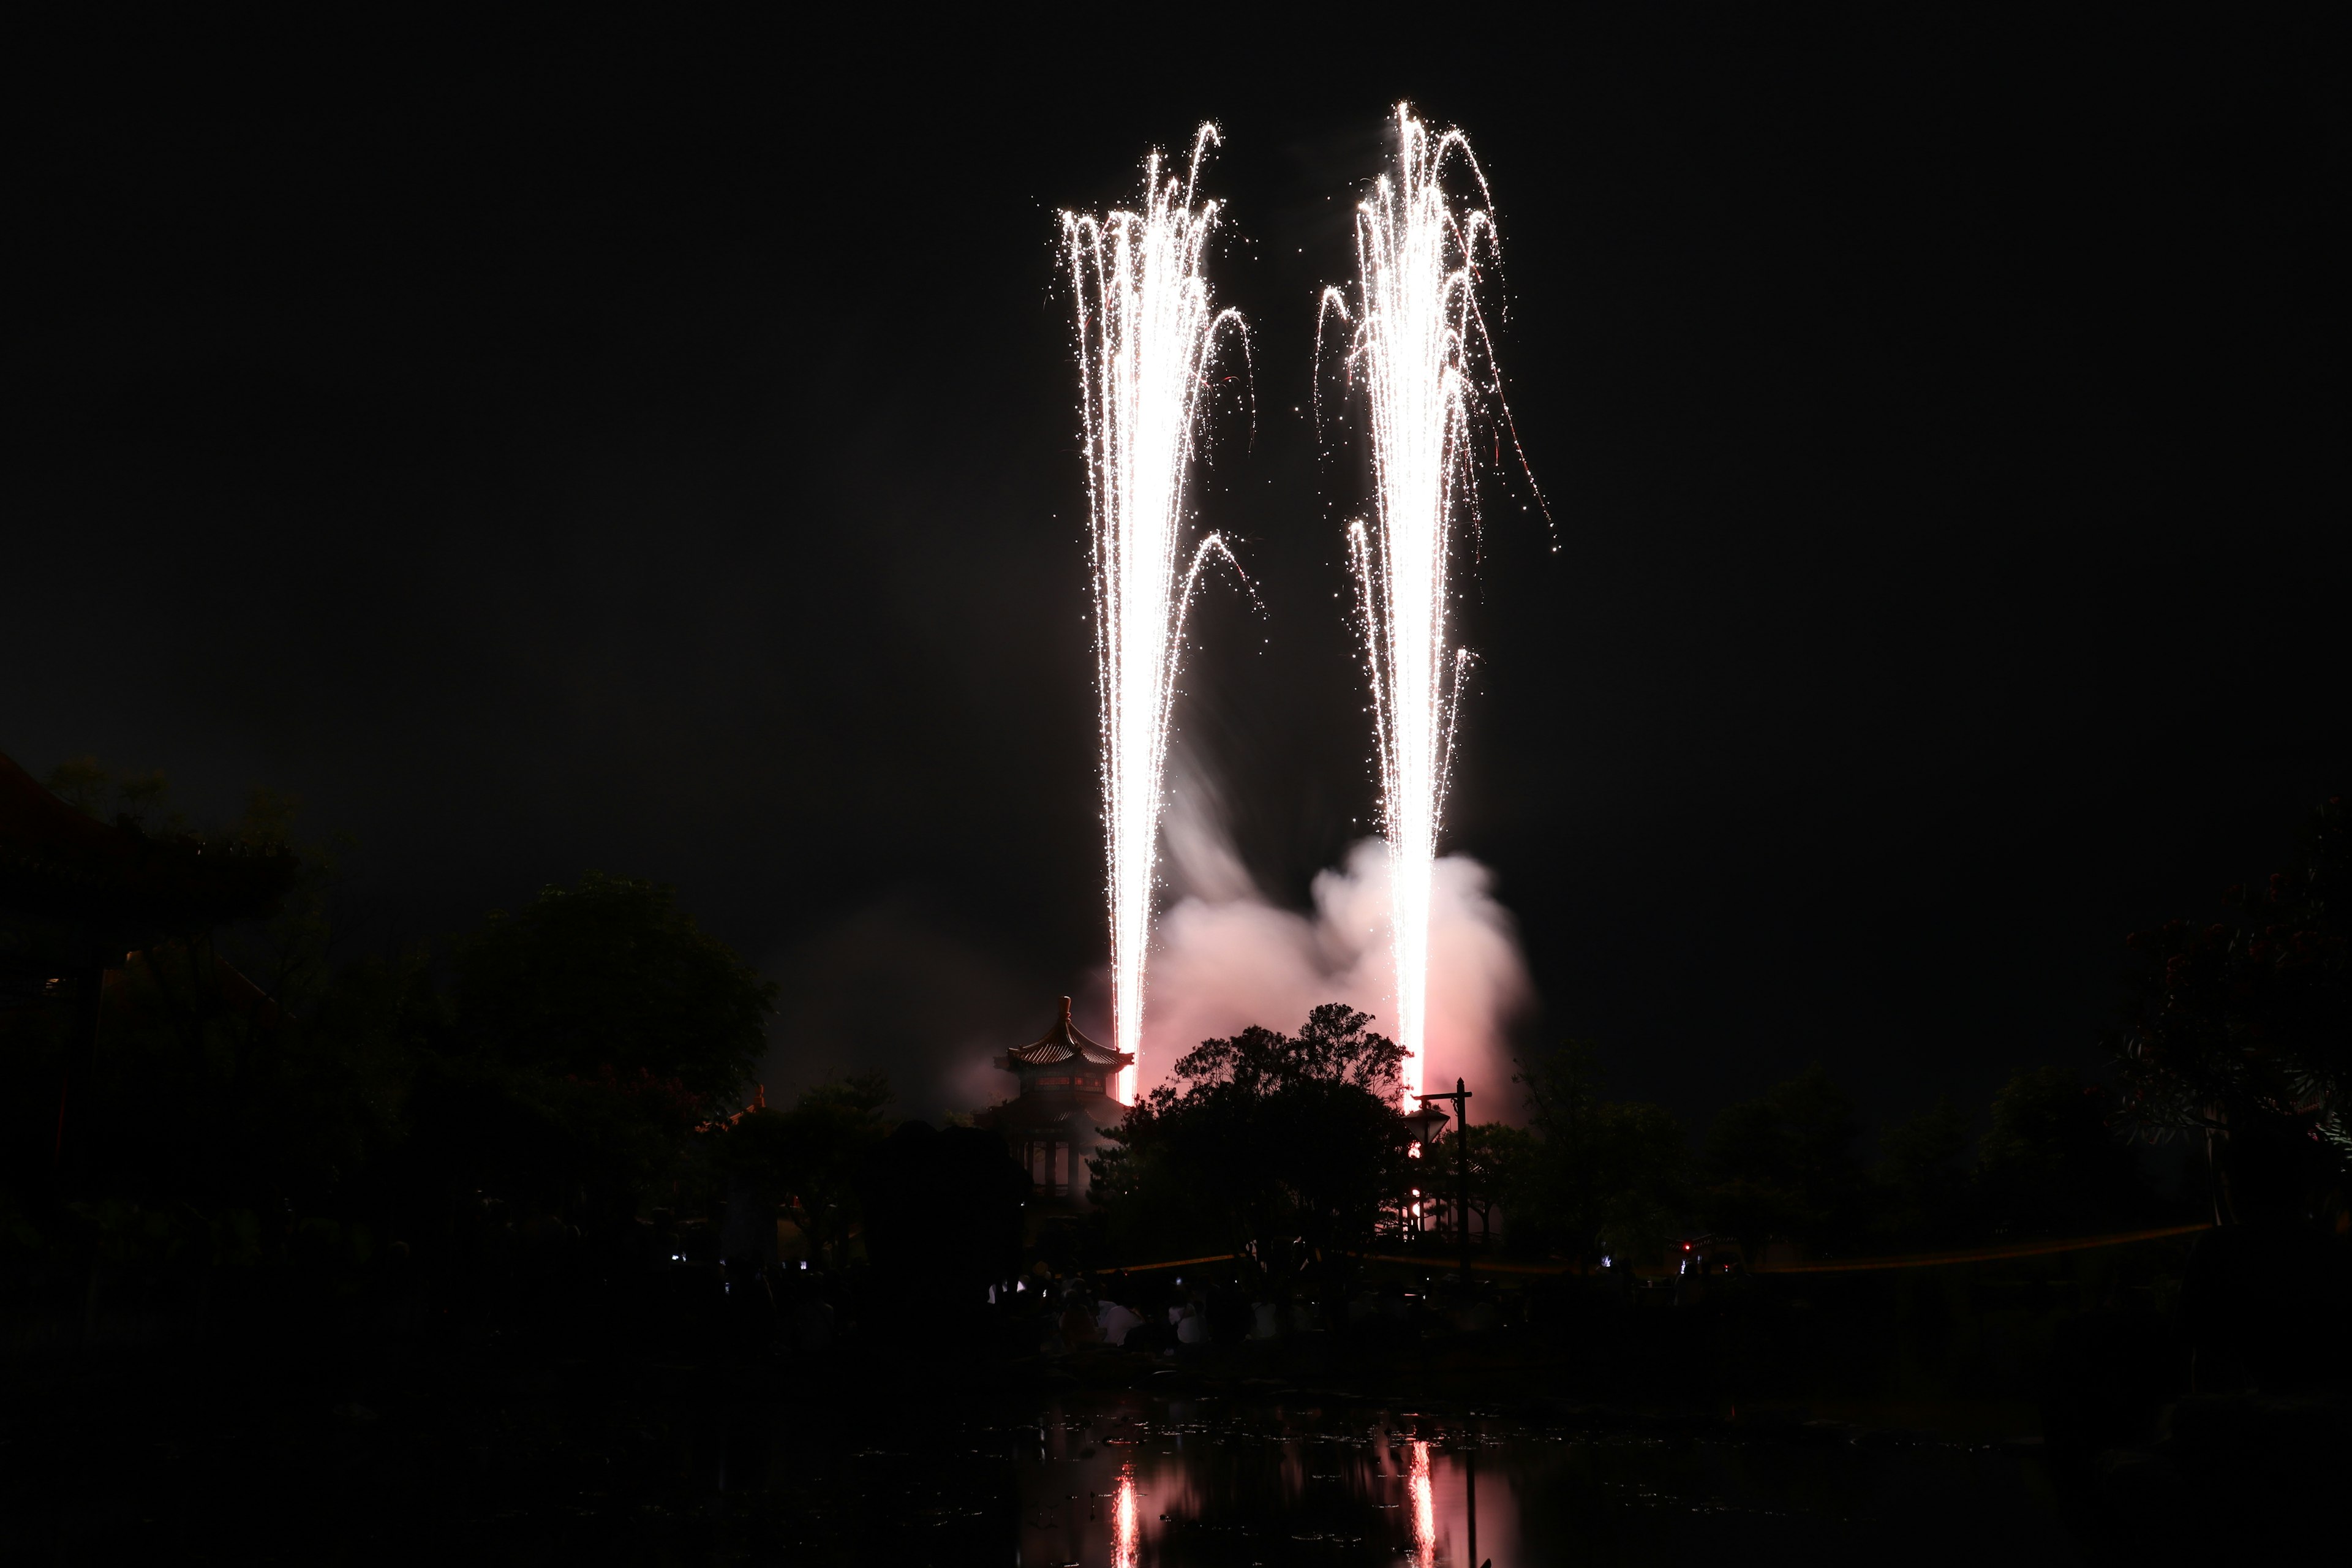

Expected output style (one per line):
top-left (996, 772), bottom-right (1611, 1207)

top-left (1112, 1463), bottom-right (1139, 1568)
top-left (1408, 1437), bottom-right (1436, 1568)
top-left (1324, 104), bottom-right (1536, 1097)
top-left (1063, 125), bottom-right (1247, 1103)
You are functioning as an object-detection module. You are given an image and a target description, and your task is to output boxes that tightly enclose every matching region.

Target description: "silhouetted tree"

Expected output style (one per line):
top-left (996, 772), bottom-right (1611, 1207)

top-left (413, 873), bottom-right (777, 1230)
top-left (1453, 1121), bottom-right (1534, 1242)
top-left (1978, 1066), bottom-right (2153, 1237)
top-left (748, 1074), bottom-right (892, 1270)
top-left (1508, 1039), bottom-right (1688, 1265)
top-left (2, 775), bottom-right (409, 1281)
top-left (453, 872), bottom-right (772, 1102)
top-left (1873, 1091), bottom-right (1974, 1247)
top-left (42, 755), bottom-right (181, 832)
top-left (1700, 1065), bottom-right (1865, 1253)
top-left (2112, 796), bottom-right (2350, 1224)
top-left (1093, 1005), bottom-right (1412, 1290)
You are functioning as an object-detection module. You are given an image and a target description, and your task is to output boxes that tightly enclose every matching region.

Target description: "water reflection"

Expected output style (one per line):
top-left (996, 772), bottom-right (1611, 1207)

top-left (1113, 1462), bottom-right (1139, 1568)
top-left (1014, 1403), bottom-right (1517, 1566)
top-left (1013, 1395), bottom-right (2075, 1566)
top-left (1408, 1438), bottom-right (1436, 1566)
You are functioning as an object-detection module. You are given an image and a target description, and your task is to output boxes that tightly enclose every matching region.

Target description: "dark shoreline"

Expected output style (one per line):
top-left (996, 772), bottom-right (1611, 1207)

top-left (8, 1316), bottom-right (2340, 1566)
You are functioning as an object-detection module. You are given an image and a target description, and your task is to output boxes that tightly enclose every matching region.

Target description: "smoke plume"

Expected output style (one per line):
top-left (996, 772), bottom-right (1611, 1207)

top-left (1140, 778), bottom-right (1532, 1115)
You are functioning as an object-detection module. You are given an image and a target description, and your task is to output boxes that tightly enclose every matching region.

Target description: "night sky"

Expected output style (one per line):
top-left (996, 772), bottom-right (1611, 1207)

top-left (11, 15), bottom-right (2345, 1135)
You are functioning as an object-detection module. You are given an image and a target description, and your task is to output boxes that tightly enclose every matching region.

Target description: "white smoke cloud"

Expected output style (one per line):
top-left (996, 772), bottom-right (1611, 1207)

top-left (1139, 777), bottom-right (1533, 1115)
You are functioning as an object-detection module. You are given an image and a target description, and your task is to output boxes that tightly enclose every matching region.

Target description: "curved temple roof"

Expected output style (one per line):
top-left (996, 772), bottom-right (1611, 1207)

top-left (0, 750), bottom-right (295, 935)
top-left (1005, 996), bottom-right (1133, 1069)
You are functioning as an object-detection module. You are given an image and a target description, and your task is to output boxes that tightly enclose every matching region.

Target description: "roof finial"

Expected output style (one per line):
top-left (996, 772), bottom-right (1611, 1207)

top-left (1060, 995), bottom-right (1073, 1024)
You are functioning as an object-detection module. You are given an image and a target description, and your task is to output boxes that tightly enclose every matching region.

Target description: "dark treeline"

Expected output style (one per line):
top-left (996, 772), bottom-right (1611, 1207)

top-left (4, 760), bottom-right (2346, 1562)
top-left (3, 761), bottom-right (2344, 1389)
top-left (1084, 1022), bottom-right (2178, 1278)
top-left (1087, 797), bottom-right (2351, 1283)
top-left (0, 758), bottom-right (1027, 1354)
top-left (1493, 1049), bottom-right (2169, 1264)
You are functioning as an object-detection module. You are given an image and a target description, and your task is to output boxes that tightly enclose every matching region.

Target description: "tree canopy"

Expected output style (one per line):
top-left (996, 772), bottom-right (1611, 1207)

top-left (453, 872), bottom-right (775, 1104)
top-left (1700, 1064), bottom-right (1867, 1253)
top-left (720, 1072), bottom-right (892, 1268)
top-left (1978, 1066), bottom-right (2152, 1237)
top-left (1093, 1005), bottom-right (1412, 1284)
top-left (1508, 1039), bottom-right (1688, 1264)
top-left (2113, 794), bottom-right (2350, 1223)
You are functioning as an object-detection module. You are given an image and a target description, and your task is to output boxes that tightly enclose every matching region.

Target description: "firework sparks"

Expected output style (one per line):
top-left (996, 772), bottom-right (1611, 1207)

top-left (1323, 105), bottom-right (1535, 1099)
top-left (1064, 126), bottom-right (1246, 1102)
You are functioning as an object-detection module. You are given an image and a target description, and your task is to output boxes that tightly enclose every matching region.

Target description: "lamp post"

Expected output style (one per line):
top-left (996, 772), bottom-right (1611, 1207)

top-left (1415, 1077), bottom-right (1472, 1283)
top-left (1403, 1102), bottom-right (1449, 1237)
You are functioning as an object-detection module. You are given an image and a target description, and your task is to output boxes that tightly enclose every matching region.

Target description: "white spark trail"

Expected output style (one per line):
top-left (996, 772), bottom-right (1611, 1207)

top-left (1322, 105), bottom-right (1536, 1098)
top-left (1064, 125), bottom-right (1246, 1103)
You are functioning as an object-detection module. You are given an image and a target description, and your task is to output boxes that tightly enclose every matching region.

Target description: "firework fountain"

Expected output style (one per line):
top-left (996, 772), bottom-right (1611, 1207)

top-left (1323, 106), bottom-right (1531, 1098)
top-left (1063, 127), bottom-right (1245, 1103)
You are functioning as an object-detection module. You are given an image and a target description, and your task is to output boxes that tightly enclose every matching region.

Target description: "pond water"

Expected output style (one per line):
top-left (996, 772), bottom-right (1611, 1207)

top-left (10, 1349), bottom-right (2095, 1563)
top-left (1012, 1395), bottom-right (2081, 1567)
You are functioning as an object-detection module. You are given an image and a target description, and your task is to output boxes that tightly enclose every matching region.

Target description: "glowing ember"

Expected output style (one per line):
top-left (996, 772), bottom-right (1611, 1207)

top-left (1324, 104), bottom-right (1531, 1098)
top-left (1063, 126), bottom-right (1246, 1102)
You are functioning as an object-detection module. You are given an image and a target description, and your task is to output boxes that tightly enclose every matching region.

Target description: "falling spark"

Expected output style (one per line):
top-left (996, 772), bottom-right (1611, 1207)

top-left (1322, 105), bottom-right (1537, 1099)
top-left (1065, 126), bottom-right (1247, 1102)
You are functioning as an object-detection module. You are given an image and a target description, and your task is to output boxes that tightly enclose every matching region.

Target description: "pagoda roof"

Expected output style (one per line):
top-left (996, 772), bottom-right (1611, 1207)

top-left (0, 750), bottom-right (296, 937)
top-left (1005, 997), bottom-right (1132, 1069)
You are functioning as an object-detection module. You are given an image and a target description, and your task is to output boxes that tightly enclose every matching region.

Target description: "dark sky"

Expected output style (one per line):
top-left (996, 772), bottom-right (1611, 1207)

top-left (10, 13), bottom-right (2346, 1136)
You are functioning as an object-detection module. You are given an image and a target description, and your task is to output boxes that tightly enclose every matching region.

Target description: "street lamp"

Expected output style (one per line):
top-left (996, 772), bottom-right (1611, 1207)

top-left (1415, 1079), bottom-right (1474, 1282)
top-left (1402, 1102), bottom-right (1449, 1236)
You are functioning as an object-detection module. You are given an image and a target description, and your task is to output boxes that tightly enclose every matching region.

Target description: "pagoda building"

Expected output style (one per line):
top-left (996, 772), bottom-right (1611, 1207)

top-left (0, 750), bottom-right (296, 1181)
top-left (978, 997), bottom-right (1131, 1205)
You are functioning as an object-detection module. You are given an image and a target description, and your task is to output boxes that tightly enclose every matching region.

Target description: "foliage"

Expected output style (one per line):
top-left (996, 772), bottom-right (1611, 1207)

top-left (44, 755), bottom-right (183, 832)
top-left (1161, 1002), bottom-right (1409, 1099)
top-left (1700, 1065), bottom-right (1867, 1253)
top-left (1093, 1005), bottom-right (1412, 1286)
top-left (719, 1074), bottom-right (892, 1268)
top-left (453, 872), bottom-right (774, 1104)
top-left (0, 777), bottom-right (429, 1301)
top-left (1507, 1039), bottom-right (1688, 1265)
top-left (1872, 1091), bottom-right (1974, 1246)
top-left (19, 749), bottom-right (2297, 1332)
top-left (2112, 795), bottom-right (2351, 1222)
top-left (100, 938), bottom-right (418, 1212)
top-left (1978, 1066), bottom-right (2153, 1237)
top-left (401, 873), bottom-right (780, 1226)
top-left (1449, 1120), bottom-right (1535, 1238)
top-left (2, 761), bottom-right (788, 1289)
